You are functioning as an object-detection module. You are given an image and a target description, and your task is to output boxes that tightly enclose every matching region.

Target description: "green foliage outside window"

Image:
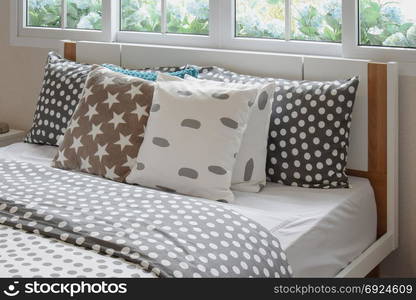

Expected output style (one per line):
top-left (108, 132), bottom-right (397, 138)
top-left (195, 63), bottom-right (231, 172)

top-left (236, 0), bottom-right (342, 42)
top-left (67, 0), bottom-right (102, 30)
top-left (27, 0), bottom-right (61, 28)
top-left (120, 0), bottom-right (161, 32)
top-left (27, 0), bottom-right (102, 30)
top-left (25, 0), bottom-right (416, 48)
top-left (291, 0), bottom-right (342, 43)
top-left (359, 0), bottom-right (416, 48)
top-left (120, 0), bottom-right (209, 35)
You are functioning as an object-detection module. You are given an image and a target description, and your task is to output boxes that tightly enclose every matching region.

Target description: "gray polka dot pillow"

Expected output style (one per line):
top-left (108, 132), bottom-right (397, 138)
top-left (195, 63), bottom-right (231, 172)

top-left (267, 77), bottom-right (359, 188)
top-left (25, 52), bottom-right (92, 146)
top-left (126, 73), bottom-right (259, 202)
top-left (198, 66), bottom-right (360, 189)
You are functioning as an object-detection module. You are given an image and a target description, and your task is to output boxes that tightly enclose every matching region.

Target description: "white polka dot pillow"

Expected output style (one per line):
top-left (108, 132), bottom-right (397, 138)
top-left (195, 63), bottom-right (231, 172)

top-left (180, 74), bottom-right (276, 193)
top-left (126, 77), bottom-right (259, 202)
top-left (198, 66), bottom-right (360, 189)
top-left (25, 52), bottom-right (92, 146)
top-left (268, 77), bottom-right (360, 188)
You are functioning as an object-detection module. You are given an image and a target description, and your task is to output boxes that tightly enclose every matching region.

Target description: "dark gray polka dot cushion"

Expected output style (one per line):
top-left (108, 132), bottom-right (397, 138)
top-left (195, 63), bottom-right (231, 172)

top-left (198, 66), bottom-right (360, 189)
top-left (25, 52), bottom-right (92, 146)
top-left (267, 78), bottom-right (359, 188)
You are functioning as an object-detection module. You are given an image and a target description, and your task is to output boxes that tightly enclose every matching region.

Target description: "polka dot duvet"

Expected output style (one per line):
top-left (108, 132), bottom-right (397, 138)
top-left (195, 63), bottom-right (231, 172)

top-left (0, 159), bottom-right (292, 278)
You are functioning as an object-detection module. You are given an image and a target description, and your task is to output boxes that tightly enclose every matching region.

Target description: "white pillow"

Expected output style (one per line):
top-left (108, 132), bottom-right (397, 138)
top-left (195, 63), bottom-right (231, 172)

top-left (126, 76), bottom-right (259, 202)
top-left (162, 73), bottom-right (275, 192)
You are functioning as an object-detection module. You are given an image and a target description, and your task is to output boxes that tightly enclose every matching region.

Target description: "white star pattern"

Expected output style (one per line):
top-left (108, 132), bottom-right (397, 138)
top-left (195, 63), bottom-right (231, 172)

top-left (126, 84), bottom-right (143, 99)
top-left (98, 68), bottom-right (111, 74)
top-left (123, 155), bottom-right (137, 168)
top-left (139, 125), bottom-right (146, 138)
top-left (70, 136), bottom-right (83, 154)
top-left (96, 144), bottom-right (109, 162)
top-left (88, 123), bottom-right (103, 141)
top-left (101, 76), bottom-right (116, 89)
top-left (126, 76), bottom-right (138, 82)
top-left (131, 103), bottom-right (149, 120)
top-left (109, 112), bottom-right (126, 130)
top-left (83, 86), bottom-right (94, 99)
top-left (105, 166), bottom-right (119, 180)
top-left (103, 92), bottom-right (120, 109)
top-left (53, 66), bottom-right (153, 183)
top-left (68, 117), bottom-right (80, 133)
top-left (56, 150), bottom-right (67, 165)
top-left (85, 104), bottom-right (99, 121)
top-left (115, 133), bottom-right (132, 151)
top-left (80, 156), bottom-right (92, 171)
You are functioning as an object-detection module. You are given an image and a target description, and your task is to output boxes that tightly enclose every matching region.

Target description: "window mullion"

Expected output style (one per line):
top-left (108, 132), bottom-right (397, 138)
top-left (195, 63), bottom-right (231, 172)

top-left (161, 0), bottom-right (167, 34)
top-left (341, 0), bottom-right (357, 58)
top-left (61, 0), bottom-right (67, 29)
top-left (285, 0), bottom-right (291, 41)
top-left (21, 0), bottom-right (27, 27)
top-left (213, 0), bottom-right (231, 49)
top-left (103, 0), bottom-right (118, 42)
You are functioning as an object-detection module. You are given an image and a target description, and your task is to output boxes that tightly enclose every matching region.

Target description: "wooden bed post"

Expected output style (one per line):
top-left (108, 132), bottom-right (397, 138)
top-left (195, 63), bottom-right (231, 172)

top-left (367, 63), bottom-right (388, 237)
top-left (348, 63), bottom-right (389, 278)
top-left (347, 63), bottom-right (388, 239)
top-left (64, 41), bottom-right (77, 62)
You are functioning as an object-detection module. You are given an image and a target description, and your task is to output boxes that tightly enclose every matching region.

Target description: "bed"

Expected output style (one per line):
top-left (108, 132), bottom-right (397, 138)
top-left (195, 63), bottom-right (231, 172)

top-left (0, 41), bottom-right (399, 278)
top-left (0, 142), bottom-right (376, 277)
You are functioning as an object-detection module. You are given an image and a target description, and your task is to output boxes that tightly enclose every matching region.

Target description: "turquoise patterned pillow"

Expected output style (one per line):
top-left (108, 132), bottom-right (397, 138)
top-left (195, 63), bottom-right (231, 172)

top-left (102, 64), bottom-right (198, 81)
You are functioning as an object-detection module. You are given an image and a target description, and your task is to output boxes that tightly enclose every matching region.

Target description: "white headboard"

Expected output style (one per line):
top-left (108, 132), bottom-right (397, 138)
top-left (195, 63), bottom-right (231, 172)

top-left (304, 56), bottom-right (370, 171)
top-left (68, 40), bottom-right (379, 172)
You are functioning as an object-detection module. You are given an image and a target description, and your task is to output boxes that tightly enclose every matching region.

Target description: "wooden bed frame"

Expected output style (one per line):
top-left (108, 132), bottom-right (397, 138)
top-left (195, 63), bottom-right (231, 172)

top-left (62, 41), bottom-right (399, 278)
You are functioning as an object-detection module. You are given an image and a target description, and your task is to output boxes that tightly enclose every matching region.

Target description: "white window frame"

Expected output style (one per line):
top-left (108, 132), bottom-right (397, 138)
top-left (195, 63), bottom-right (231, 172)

top-left (10, 0), bottom-right (416, 68)
top-left (219, 0), bottom-right (342, 56)
top-left (11, 0), bottom-right (118, 48)
top-left (117, 0), bottom-right (220, 48)
top-left (342, 0), bottom-right (416, 62)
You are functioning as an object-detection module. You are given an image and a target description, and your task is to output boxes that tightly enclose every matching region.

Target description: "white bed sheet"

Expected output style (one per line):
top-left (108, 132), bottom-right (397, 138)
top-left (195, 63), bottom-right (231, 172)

top-left (0, 143), bottom-right (377, 277)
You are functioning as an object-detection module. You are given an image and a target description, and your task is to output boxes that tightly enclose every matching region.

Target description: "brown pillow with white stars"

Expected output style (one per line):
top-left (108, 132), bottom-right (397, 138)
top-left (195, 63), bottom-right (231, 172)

top-left (52, 65), bottom-right (154, 182)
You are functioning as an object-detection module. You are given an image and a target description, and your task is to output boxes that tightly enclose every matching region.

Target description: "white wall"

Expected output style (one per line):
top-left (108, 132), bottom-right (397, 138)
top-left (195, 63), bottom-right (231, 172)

top-left (381, 75), bottom-right (416, 276)
top-left (0, 1), bottom-right (50, 131)
top-left (0, 0), bottom-right (415, 277)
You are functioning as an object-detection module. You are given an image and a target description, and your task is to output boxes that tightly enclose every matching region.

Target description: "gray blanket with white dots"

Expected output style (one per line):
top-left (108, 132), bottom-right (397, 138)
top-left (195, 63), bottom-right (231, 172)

top-left (0, 160), bottom-right (292, 278)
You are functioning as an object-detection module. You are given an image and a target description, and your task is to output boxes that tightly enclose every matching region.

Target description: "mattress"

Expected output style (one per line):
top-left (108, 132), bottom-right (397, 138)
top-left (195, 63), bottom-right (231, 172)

top-left (0, 143), bottom-right (377, 277)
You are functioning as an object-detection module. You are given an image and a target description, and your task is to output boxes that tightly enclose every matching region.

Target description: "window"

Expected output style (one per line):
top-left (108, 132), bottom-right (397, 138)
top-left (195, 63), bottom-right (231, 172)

top-left (235, 0), bottom-right (342, 42)
top-left (120, 0), bottom-right (209, 35)
top-left (11, 0), bottom-right (416, 64)
top-left (26, 0), bottom-right (103, 30)
top-left (166, 0), bottom-right (209, 35)
top-left (235, 0), bottom-right (285, 39)
top-left (359, 0), bottom-right (416, 48)
top-left (27, 0), bottom-right (61, 28)
top-left (67, 0), bottom-right (103, 30)
top-left (291, 0), bottom-right (342, 43)
top-left (120, 0), bottom-right (161, 33)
